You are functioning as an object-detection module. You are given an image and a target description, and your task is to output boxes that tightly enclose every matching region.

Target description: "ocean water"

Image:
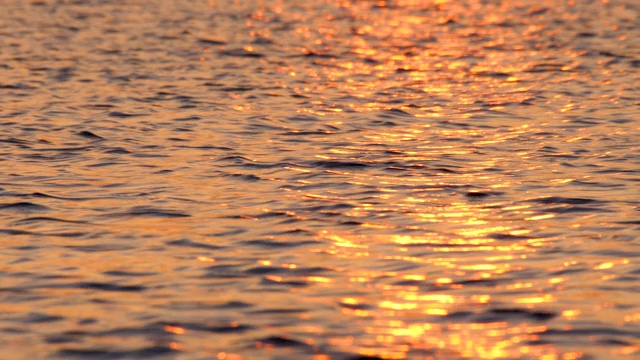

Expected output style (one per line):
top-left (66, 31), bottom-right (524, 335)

top-left (0, 0), bottom-right (639, 359)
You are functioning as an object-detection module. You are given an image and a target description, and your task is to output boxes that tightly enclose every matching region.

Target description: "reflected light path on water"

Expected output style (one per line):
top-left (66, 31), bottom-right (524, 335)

top-left (0, 0), bottom-right (639, 359)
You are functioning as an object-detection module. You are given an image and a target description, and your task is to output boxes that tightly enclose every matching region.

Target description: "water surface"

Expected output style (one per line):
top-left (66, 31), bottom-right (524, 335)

top-left (1, 0), bottom-right (639, 359)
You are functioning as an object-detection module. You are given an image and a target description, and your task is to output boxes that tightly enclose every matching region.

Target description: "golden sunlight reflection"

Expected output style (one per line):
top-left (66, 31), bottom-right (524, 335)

top-left (318, 216), bottom-right (566, 358)
top-left (284, 0), bottom-right (545, 116)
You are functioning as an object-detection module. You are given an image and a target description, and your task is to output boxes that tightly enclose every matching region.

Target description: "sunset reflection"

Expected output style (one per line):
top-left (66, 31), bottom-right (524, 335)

top-left (320, 224), bottom-right (557, 358)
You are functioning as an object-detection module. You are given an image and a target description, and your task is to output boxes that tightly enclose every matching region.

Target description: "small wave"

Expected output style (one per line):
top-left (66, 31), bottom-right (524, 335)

top-left (0, 202), bottom-right (50, 213)
top-left (105, 206), bottom-right (190, 218)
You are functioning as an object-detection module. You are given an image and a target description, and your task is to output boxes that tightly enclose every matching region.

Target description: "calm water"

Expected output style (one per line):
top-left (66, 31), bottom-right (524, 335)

top-left (1, 0), bottom-right (639, 359)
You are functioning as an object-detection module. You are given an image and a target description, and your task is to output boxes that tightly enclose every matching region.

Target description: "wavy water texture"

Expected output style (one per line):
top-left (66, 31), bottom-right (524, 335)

top-left (0, 0), bottom-right (639, 359)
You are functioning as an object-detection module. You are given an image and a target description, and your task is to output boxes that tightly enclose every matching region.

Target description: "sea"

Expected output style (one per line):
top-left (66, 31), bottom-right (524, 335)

top-left (0, 0), bottom-right (638, 359)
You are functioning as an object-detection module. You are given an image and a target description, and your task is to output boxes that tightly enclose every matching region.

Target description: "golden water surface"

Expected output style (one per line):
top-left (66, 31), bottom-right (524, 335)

top-left (0, 0), bottom-right (639, 359)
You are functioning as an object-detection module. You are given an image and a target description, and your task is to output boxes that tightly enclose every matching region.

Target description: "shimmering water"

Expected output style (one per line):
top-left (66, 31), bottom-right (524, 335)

top-left (1, 0), bottom-right (639, 359)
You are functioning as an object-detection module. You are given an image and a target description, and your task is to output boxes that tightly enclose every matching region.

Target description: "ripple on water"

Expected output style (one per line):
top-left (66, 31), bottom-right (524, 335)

top-left (0, 202), bottom-right (50, 213)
